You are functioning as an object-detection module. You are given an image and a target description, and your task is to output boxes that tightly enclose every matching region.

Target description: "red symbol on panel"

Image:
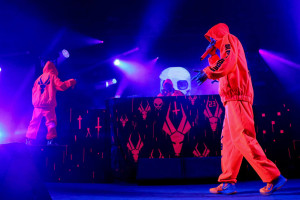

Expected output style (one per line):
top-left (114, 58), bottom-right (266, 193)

top-left (188, 96), bottom-right (197, 105)
top-left (138, 101), bottom-right (151, 120)
top-left (163, 104), bottom-right (191, 156)
top-left (193, 143), bottom-right (210, 157)
top-left (77, 115), bottom-right (82, 129)
top-left (95, 117), bottom-right (102, 133)
top-left (172, 101), bottom-right (180, 115)
top-left (149, 148), bottom-right (164, 159)
top-left (86, 128), bottom-right (91, 138)
top-left (120, 115), bottom-right (128, 128)
top-left (153, 98), bottom-right (163, 110)
top-left (204, 99), bottom-right (222, 132)
top-left (127, 133), bottom-right (144, 162)
top-left (132, 121), bottom-right (137, 130)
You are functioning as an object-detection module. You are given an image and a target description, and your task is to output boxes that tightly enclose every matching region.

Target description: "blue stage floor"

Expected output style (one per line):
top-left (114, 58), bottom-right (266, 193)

top-left (47, 179), bottom-right (300, 200)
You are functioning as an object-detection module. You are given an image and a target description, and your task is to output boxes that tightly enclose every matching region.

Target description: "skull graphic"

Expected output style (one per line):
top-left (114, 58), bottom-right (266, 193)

top-left (153, 98), bottom-right (163, 110)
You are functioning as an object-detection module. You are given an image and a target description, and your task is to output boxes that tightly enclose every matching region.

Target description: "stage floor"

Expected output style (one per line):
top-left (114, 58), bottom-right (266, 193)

top-left (47, 179), bottom-right (300, 200)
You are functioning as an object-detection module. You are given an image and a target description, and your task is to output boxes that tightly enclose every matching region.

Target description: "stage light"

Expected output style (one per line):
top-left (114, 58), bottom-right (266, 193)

top-left (0, 67), bottom-right (2, 72)
top-left (122, 47), bottom-right (139, 56)
top-left (105, 78), bottom-right (118, 88)
top-left (62, 49), bottom-right (70, 58)
top-left (97, 40), bottom-right (104, 44)
top-left (0, 124), bottom-right (6, 143)
top-left (114, 59), bottom-right (120, 66)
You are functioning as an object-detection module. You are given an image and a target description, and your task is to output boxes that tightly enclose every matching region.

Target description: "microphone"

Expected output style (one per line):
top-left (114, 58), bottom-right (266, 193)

top-left (200, 40), bottom-right (216, 61)
top-left (200, 45), bottom-right (216, 61)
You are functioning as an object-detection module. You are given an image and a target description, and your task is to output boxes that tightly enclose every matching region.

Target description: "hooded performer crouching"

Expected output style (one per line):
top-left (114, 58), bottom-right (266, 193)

top-left (26, 61), bottom-right (76, 145)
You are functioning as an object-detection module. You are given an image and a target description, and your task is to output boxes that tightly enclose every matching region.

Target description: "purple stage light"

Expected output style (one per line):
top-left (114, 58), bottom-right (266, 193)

top-left (86, 38), bottom-right (104, 45)
top-left (151, 57), bottom-right (159, 63)
top-left (259, 49), bottom-right (300, 70)
top-left (259, 49), bottom-right (300, 92)
top-left (115, 78), bottom-right (128, 98)
top-left (0, 124), bottom-right (6, 144)
top-left (114, 59), bottom-right (120, 66)
top-left (62, 49), bottom-right (70, 58)
top-left (0, 67), bottom-right (2, 72)
top-left (121, 47), bottom-right (139, 56)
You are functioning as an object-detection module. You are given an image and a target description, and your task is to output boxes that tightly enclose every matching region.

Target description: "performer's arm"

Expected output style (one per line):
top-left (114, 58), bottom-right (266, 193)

top-left (203, 35), bottom-right (238, 80)
top-left (54, 76), bottom-right (76, 91)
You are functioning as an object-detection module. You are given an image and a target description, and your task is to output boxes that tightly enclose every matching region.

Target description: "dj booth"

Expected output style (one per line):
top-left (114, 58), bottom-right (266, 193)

top-left (104, 95), bottom-right (295, 181)
top-left (2, 95), bottom-right (295, 184)
top-left (107, 95), bottom-right (224, 181)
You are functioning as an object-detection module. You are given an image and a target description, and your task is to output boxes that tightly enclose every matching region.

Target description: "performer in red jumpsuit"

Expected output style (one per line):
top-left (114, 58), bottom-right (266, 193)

top-left (157, 79), bottom-right (184, 97)
top-left (193, 23), bottom-right (286, 195)
top-left (26, 61), bottom-right (76, 145)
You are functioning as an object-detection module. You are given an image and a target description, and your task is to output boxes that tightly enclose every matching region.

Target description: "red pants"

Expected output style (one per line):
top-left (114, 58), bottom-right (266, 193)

top-left (218, 101), bottom-right (280, 183)
top-left (26, 107), bottom-right (57, 140)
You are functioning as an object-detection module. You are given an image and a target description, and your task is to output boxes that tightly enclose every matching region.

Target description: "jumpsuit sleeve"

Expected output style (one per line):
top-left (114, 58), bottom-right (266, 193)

top-left (203, 35), bottom-right (238, 80)
top-left (54, 76), bottom-right (75, 91)
top-left (208, 54), bottom-right (220, 66)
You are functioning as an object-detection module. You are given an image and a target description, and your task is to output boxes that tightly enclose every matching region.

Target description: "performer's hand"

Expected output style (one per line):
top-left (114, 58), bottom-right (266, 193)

top-left (206, 43), bottom-right (217, 56)
top-left (70, 79), bottom-right (77, 89)
top-left (192, 70), bottom-right (208, 86)
top-left (207, 37), bottom-right (217, 56)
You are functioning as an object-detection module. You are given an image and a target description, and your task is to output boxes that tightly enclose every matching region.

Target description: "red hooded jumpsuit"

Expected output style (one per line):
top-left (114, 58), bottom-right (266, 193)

top-left (26, 61), bottom-right (76, 140)
top-left (203, 23), bottom-right (280, 183)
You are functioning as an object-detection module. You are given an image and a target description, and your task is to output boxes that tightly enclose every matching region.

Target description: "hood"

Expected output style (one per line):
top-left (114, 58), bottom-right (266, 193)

top-left (163, 79), bottom-right (173, 88)
top-left (204, 23), bottom-right (229, 49)
top-left (43, 61), bottom-right (58, 76)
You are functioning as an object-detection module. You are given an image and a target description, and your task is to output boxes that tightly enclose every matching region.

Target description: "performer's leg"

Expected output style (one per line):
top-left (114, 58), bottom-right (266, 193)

top-left (227, 101), bottom-right (280, 183)
top-left (44, 107), bottom-right (57, 140)
top-left (218, 107), bottom-right (243, 183)
top-left (26, 108), bottom-right (43, 139)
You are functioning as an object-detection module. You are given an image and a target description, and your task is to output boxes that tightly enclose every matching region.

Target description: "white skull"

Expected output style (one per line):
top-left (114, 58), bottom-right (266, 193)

top-left (159, 67), bottom-right (191, 95)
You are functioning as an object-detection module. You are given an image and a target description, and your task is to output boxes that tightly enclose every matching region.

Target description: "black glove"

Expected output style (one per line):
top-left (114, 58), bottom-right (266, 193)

top-left (192, 70), bottom-right (208, 86)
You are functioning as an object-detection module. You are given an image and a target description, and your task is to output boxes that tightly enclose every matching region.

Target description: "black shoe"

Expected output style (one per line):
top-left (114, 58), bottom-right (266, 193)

top-left (47, 139), bottom-right (58, 146)
top-left (26, 138), bottom-right (35, 145)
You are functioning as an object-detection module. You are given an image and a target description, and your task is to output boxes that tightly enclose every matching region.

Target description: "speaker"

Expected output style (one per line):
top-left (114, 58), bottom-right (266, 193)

top-left (137, 157), bottom-right (222, 182)
top-left (183, 157), bottom-right (221, 179)
top-left (137, 158), bottom-right (183, 181)
top-left (0, 143), bottom-right (52, 200)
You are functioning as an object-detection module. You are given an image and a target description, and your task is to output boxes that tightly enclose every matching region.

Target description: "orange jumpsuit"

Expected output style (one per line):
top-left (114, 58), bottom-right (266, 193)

top-left (203, 23), bottom-right (280, 183)
top-left (26, 61), bottom-right (76, 140)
